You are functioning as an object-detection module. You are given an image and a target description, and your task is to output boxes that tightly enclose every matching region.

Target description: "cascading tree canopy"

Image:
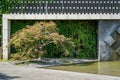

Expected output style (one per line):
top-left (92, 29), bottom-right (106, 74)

top-left (8, 21), bottom-right (75, 60)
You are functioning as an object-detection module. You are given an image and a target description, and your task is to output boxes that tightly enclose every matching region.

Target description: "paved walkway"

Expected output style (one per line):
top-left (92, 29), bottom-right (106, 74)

top-left (0, 62), bottom-right (120, 80)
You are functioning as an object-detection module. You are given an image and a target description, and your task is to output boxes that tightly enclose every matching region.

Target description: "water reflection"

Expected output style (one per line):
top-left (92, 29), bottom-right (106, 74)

top-left (98, 61), bottom-right (120, 76)
top-left (45, 61), bottom-right (120, 77)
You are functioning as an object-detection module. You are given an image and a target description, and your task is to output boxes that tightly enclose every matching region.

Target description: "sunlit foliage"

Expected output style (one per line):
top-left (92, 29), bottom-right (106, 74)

top-left (8, 21), bottom-right (74, 60)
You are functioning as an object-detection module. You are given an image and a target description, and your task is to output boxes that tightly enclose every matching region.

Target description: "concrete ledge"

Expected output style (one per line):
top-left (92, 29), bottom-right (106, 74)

top-left (3, 14), bottom-right (14, 19)
top-left (45, 13), bottom-right (57, 19)
top-left (24, 14), bottom-right (36, 19)
top-left (35, 14), bottom-right (46, 19)
top-left (2, 19), bottom-right (10, 29)
top-left (2, 14), bottom-right (120, 60)
top-left (79, 14), bottom-right (90, 19)
top-left (89, 14), bottom-right (100, 19)
top-left (3, 14), bottom-right (120, 20)
top-left (68, 13), bottom-right (79, 20)
top-left (100, 14), bottom-right (112, 19)
top-left (56, 14), bottom-right (68, 20)
top-left (111, 13), bottom-right (120, 19)
top-left (13, 14), bottom-right (25, 20)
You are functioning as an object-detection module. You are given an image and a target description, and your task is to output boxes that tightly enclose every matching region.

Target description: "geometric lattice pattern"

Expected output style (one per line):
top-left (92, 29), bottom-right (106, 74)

top-left (105, 26), bottom-right (120, 56)
top-left (117, 26), bottom-right (120, 34)
top-left (105, 36), bottom-right (115, 46)
top-left (111, 26), bottom-right (120, 55)
top-left (2, 0), bottom-right (120, 14)
top-left (116, 47), bottom-right (120, 55)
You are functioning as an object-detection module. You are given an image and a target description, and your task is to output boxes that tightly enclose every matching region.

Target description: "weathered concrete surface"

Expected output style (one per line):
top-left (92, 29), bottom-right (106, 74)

top-left (0, 62), bottom-right (120, 80)
top-left (2, 14), bottom-right (120, 61)
top-left (98, 21), bottom-right (120, 61)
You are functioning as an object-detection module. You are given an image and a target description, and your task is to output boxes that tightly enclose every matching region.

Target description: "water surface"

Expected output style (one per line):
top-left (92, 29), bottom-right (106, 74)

top-left (45, 61), bottom-right (120, 77)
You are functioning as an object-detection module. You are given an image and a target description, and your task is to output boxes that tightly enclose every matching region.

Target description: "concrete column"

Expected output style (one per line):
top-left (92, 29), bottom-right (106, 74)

top-left (2, 18), bottom-right (10, 60)
top-left (98, 20), bottom-right (120, 61)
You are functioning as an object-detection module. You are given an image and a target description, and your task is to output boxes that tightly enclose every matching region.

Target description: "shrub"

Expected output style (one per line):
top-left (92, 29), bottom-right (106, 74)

top-left (8, 21), bottom-right (75, 60)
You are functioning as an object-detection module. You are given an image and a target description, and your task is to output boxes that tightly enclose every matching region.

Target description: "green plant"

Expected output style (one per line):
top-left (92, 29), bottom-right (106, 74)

top-left (11, 20), bottom-right (97, 59)
top-left (45, 21), bottom-right (97, 59)
top-left (8, 21), bottom-right (74, 60)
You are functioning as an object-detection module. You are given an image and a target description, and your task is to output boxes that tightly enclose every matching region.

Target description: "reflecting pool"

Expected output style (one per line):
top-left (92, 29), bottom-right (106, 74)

top-left (45, 61), bottom-right (120, 77)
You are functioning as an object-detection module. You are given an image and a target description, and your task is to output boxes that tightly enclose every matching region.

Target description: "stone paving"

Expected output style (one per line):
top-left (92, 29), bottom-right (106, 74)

top-left (0, 62), bottom-right (120, 80)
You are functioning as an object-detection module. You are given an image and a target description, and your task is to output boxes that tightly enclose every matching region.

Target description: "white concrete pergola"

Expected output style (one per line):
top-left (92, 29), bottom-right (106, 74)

top-left (2, 13), bottom-right (120, 60)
